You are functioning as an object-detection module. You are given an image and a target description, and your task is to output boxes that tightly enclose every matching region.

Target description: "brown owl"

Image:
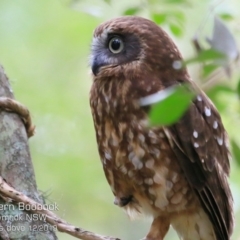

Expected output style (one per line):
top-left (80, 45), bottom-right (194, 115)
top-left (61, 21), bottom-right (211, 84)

top-left (89, 16), bottom-right (233, 240)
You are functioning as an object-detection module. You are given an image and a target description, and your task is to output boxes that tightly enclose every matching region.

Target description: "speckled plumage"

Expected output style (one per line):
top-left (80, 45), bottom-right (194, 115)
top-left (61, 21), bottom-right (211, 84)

top-left (89, 16), bottom-right (233, 240)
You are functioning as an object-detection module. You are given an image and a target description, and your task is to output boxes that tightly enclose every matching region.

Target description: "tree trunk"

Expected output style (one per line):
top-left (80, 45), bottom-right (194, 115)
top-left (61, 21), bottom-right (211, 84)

top-left (0, 65), bottom-right (57, 240)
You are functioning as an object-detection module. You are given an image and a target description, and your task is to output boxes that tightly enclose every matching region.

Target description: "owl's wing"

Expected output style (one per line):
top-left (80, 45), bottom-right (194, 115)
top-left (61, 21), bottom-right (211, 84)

top-left (163, 92), bottom-right (233, 240)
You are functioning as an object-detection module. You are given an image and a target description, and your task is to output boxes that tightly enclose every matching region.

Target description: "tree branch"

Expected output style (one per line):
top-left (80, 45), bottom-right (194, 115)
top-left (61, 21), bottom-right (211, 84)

top-left (0, 176), bottom-right (120, 240)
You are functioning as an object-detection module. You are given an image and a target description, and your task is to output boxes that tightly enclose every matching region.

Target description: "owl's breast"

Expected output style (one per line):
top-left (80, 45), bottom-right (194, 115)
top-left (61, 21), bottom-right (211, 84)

top-left (90, 83), bottom-right (197, 218)
top-left (94, 117), bottom-right (196, 217)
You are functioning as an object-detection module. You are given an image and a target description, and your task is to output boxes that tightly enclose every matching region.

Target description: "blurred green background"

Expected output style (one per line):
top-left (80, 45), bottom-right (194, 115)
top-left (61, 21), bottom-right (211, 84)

top-left (0, 1), bottom-right (239, 240)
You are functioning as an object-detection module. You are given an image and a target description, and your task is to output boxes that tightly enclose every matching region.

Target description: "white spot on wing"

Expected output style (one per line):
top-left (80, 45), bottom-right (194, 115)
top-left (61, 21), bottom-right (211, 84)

top-left (213, 121), bottom-right (218, 129)
top-left (105, 152), bottom-right (112, 160)
top-left (197, 95), bottom-right (202, 101)
top-left (193, 131), bottom-right (198, 138)
top-left (217, 137), bottom-right (223, 146)
top-left (194, 142), bottom-right (199, 148)
top-left (104, 96), bottom-right (109, 103)
top-left (204, 106), bottom-right (211, 117)
top-left (171, 172), bottom-right (179, 183)
top-left (172, 60), bottom-right (182, 69)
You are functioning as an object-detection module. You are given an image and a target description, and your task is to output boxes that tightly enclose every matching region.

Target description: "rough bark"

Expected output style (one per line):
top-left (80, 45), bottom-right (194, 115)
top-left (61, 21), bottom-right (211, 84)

top-left (0, 65), bottom-right (57, 240)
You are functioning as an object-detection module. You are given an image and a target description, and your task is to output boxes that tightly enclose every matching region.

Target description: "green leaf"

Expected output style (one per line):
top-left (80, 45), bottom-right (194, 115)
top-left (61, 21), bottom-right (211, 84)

top-left (202, 64), bottom-right (219, 78)
top-left (185, 49), bottom-right (226, 65)
top-left (123, 7), bottom-right (141, 15)
top-left (146, 85), bottom-right (195, 126)
top-left (169, 23), bottom-right (182, 37)
top-left (231, 140), bottom-right (240, 167)
top-left (152, 13), bottom-right (167, 25)
top-left (219, 13), bottom-right (234, 21)
top-left (103, 0), bottom-right (111, 4)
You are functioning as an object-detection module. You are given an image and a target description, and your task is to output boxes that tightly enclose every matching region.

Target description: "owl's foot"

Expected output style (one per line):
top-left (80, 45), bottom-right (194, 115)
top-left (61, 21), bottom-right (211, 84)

top-left (0, 97), bottom-right (35, 138)
top-left (142, 216), bottom-right (170, 240)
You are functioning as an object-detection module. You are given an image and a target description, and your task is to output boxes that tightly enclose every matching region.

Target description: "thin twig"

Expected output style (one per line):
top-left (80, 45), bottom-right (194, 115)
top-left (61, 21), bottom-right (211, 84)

top-left (0, 177), bottom-right (121, 240)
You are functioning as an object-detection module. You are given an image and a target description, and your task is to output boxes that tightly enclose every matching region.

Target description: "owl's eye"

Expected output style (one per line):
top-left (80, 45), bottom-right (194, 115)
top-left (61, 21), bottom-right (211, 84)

top-left (108, 37), bottom-right (124, 54)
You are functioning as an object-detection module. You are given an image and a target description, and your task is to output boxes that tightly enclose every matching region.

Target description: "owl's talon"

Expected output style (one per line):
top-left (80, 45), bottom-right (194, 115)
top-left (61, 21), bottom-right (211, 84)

top-left (0, 97), bottom-right (35, 138)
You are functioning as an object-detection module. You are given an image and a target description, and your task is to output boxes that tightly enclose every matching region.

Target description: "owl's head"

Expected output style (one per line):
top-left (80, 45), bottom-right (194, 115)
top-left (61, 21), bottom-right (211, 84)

top-left (90, 16), bottom-right (187, 85)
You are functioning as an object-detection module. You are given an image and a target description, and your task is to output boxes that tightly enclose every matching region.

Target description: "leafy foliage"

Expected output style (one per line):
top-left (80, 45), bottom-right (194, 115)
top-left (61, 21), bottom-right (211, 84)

top-left (123, 6), bottom-right (141, 16)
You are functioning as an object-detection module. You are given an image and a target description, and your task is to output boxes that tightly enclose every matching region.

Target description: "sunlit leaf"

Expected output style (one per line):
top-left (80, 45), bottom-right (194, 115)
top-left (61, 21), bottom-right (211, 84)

top-left (123, 6), bottom-right (141, 15)
top-left (140, 85), bottom-right (195, 126)
top-left (169, 23), bottom-right (182, 37)
top-left (231, 140), bottom-right (240, 167)
top-left (219, 13), bottom-right (234, 21)
top-left (185, 49), bottom-right (226, 65)
top-left (152, 11), bottom-right (185, 27)
top-left (152, 13), bottom-right (167, 25)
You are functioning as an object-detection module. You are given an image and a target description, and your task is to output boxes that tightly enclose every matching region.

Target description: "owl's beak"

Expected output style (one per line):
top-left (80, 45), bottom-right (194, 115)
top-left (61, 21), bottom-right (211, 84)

top-left (91, 62), bottom-right (98, 76)
top-left (91, 57), bottom-right (101, 76)
top-left (91, 54), bottom-right (109, 76)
